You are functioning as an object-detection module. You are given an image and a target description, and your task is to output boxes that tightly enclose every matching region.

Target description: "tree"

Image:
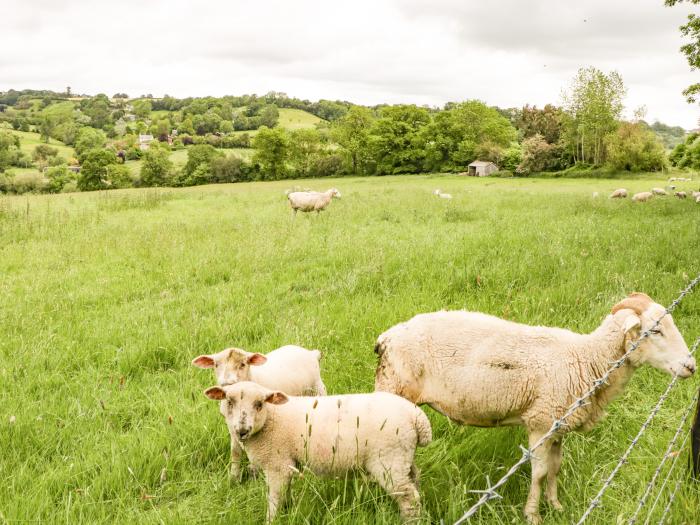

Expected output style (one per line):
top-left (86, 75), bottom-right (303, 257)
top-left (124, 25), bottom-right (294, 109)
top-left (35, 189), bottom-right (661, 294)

top-left (517, 134), bottom-right (561, 174)
top-left (132, 99), bottom-right (152, 119)
top-left (252, 127), bottom-right (290, 180)
top-left (605, 122), bottom-right (667, 172)
top-left (669, 133), bottom-right (700, 168)
top-left (0, 131), bottom-right (21, 172)
top-left (45, 165), bottom-right (76, 193)
top-left (331, 106), bottom-right (374, 174)
top-left (516, 104), bottom-right (566, 144)
top-left (78, 149), bottom-right (116, 191)
top-left (368, 104), bottom-right (430, 175)
top-left (32, 144), bottom-right (59, 163)
top-left (289, 128), bottom-right (324, 176)
top-left (140, 144), bottom-right (173, 187)
top-left (74, 128), bottom-right (106, 161)
top-left (211, 155), bottom-right (250, 183)
top-left (665, 0), bottom-right (700, 102)
top-left (259, 104), bottom-right (279, 128)
top-left (81, 94), bottom-right (111, 128)
top-left (181, 144), bottom-right (224, 185)
top-left (105, 164), bottom-right (132, 188)
top-left (562, 67), bottom-right (626, 166)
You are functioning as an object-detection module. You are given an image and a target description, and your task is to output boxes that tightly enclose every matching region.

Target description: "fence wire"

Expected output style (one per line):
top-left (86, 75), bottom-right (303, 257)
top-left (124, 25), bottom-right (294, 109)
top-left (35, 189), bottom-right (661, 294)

top-left (453, 275), bottom-right (700, 525)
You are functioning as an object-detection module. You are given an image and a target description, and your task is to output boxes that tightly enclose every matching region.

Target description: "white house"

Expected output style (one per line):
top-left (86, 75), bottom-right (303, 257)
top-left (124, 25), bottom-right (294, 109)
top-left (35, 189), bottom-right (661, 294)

top-left (138, 134), bottom-right (154, 151)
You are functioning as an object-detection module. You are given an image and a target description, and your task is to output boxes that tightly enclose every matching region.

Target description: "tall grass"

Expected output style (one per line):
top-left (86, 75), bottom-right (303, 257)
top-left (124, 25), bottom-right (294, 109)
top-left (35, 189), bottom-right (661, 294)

top-left (0, 175), bottom-right (698, 524)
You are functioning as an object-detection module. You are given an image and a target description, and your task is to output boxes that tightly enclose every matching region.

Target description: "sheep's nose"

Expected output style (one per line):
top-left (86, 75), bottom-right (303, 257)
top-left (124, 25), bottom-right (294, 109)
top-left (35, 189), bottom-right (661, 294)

top-left (684, 358), bottom-right (696, 375)
top-left (238, 428), bottom-right (251, 440)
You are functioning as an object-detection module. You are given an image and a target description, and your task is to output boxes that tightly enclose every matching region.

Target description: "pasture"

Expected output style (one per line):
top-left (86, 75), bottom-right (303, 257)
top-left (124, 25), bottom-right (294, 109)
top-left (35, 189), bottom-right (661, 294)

top-left (1, 174), bottom-right (699, 524)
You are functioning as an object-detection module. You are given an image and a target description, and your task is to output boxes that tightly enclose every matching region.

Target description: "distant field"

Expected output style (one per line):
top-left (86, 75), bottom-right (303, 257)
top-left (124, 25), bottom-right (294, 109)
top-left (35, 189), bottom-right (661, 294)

top-left (1, 175), bottom-right (698, 524)
top-left (3, 128), bottom-right (76, 160)
top-left (125, 147), bottom-right (254, 177)
top-left (278, 107), bottom-right (324, 130)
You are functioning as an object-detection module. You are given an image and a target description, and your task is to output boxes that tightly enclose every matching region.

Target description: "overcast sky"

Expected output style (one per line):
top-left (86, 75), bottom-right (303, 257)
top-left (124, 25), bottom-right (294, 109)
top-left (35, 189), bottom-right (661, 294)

top-left (1, 0), bottom-right (698, 128)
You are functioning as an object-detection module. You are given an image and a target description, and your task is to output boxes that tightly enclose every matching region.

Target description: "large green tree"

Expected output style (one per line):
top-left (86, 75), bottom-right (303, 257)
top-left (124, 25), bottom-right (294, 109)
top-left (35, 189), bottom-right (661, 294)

top-left (368, 104), bottom-right (430, 175)
top-left (331, 106), bottom-right (374, 174)
top-left (74, 128), bottom-right (107, 162)
top-left (140, 144), bottom-right (173, 187)
top-left (562, 67), bottom-right (626, 166)
top-left (605, 122), bottom-right (667, 172)
top-left (78, 149), bottom-right (116, 191)
top-left (289, 128), bottom-right (324, 177)
top-left (666, 0), bottom-right (700, 103)
top-left (252, 127), bottom-right (290, 180)
top-left (0, 131), bottom-right (21, 172)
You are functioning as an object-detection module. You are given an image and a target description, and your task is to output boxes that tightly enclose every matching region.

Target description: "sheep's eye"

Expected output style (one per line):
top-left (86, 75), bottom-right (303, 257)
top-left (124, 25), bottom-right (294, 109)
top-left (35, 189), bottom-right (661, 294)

top-left (253, 401), bottom-right (263, 411)
top-left (239, 363), bottom-right (246, 369)
top-left (228, 399), bottom-right (236, 407)
top-left (650, 328), bottom-right (662, 335)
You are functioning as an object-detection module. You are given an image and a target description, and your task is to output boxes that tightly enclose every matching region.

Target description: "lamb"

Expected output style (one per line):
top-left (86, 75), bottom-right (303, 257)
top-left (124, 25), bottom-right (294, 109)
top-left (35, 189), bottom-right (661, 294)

top-left (193, 345), bottom-right (326, 479)
top-left (632, 191), bottom-right (653, 202)
top-left (609, 188), bottom-right (627, 198)
top-left (373, 293), bottom-right (695, 524)
top-left (433, 189), bottom-right (453, 199)
top-left (204, 382), bottom-right (432, 522)
top-left (651, 187), bottom-right (668, 196)
top-left (693, 191), bottom-right (700, 200)
top-left (675, 191), bottom-right (687, 199)
top-left (287, 188), bottom-right (341, 215)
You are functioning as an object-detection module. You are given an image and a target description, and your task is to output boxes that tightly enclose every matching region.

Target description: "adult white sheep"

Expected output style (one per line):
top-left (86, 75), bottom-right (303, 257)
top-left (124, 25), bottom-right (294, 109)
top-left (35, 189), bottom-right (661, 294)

top-left (632, 191), bottom-right (653, 202)
top-left (675, 191), bottom-right (687, 199)
top-left (204, 382), bottom-right (432, 523)
top-left (609, 188), bottom-right (627, 198)
top-left (434, 189), bottom-right (453, 199)
top-left (651, 187), bottom-right (668, 196)
top-left (287, 188), bottom-right (341, 215)
top-left (193, 345), bottom-right (326, 479)
top-left (373, 293), bottom-right (695, 524)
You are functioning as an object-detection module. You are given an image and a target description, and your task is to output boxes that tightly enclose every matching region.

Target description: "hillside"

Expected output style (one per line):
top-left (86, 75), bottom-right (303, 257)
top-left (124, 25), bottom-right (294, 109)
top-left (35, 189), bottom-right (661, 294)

top-left (277, 108), bottom-right (325, 130)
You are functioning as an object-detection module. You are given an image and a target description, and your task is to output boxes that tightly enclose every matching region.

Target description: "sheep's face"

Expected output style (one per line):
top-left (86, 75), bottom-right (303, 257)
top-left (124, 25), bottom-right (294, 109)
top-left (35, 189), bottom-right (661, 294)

top-left (192, 348), bottom-right (267, 386)
top-left (617, 303), bottom-right (695, 378)
top-left (330, 188), bottom-right (341, 199)
top-left (204, 382), bottom-right (288, 441)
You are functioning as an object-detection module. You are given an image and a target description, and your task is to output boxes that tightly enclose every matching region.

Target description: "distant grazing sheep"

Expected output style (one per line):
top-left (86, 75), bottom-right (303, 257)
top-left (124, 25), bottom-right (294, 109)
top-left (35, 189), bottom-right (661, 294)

top-left (692, 191), bottom-right (700, 200)
top-left (696, 195), bottom-right (700, 204)
top-left (287, 188), bottom-right (341, 215)
top-left (433, 189), bottom-right (453, 199)
top-left (651, 187), bottom-right (668, 196)
top-left (373, 293), bottom-right (695, 524)
top-left (592, 191), bottom-right (599, 198)
top-left (609, 188), bottom-right (627, 199)
top-left (204, 382), bottom-right (432, 522)
top-left (632, 191), bottom-right (654, 202)
top-left (675, 191), bottom-right (687, 199)
top-left (193, 345), bottom-right (325, 479)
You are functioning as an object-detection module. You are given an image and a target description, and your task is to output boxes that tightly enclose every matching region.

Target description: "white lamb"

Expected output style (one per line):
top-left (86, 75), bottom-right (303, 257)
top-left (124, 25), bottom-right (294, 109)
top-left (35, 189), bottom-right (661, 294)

top-left (204, 382), bottom-right (432, 522)
top-left (434, 189), bottom-right (453, 199)
top-left (193, 345), bottom-right (326, 479)
top-left (651, 187), bottom-right (668, 196)
top-left (373, 293), bottom-right (695, 524)
top-left (675, 191), bottom-right (687, 199)
top-left (287, 188), bottom-right (341, 215)
top-left (632, 191), bottom-right (653, 202)
top-left (609, 188), bottom-right (627, 199)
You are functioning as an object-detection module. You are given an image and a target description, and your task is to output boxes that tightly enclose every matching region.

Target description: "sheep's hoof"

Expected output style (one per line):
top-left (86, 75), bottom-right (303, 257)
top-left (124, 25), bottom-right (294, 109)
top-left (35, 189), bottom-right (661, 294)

top-left (229, 465), bottom-right (242, 483)
top-left (548, 498), bottom-right (563, 511)
top-left (524, 510), bottom-right (543, 525)
top-left (247, 464), bottom-right (260, 479)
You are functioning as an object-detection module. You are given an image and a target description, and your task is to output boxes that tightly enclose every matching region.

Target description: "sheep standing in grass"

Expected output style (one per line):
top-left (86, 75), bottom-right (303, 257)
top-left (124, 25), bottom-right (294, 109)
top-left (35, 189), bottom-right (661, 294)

top-left (609, 188), bottom-right (627, 198)
top-left (204, 382), bottom-right (432, 523)
top-left (632, 191), bottom-right (654, 202)
top-left (675, 191), bottom-right (687, 199)
top-left (374, 293), bottom-right (695, 524)
top-left (651, 187), bottom-right (668, 196)
top-left (193, 345), bottom-right (326, 479)
top-left (433, 189), bottom-right (453, 199)
top-left (287, 188), bottom-right (341, 216)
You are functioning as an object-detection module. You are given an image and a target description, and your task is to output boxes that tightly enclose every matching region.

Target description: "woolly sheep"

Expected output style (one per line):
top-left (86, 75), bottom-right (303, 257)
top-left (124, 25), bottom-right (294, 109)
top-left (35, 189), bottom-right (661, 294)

top-left (693, 191), bottom-right (700, 200)
top-left (609, 188), bottom-right (627, 199)
top-left (204, 382), bottom-right (432, 522)
top-left (675, 191), bottom-right (687, 199)
top-left (651, 187), bottom-right (668, 196)
top-left (373, 293), bottom-right (695, 524)
top-left (632, 191), bottom-right (653, 202)
top-left (287, 188), bottom-right (341, 215)
top-left (193, 345), bottom-right (326, 479)
top-left (697, 195), bottom-right (700, 204)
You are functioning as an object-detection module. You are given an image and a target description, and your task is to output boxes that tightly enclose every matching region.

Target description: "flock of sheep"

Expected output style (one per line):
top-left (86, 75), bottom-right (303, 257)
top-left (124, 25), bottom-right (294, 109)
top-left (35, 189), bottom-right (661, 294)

top-left (192, 293), bottom-right (696, 524)
top-left (608, 179), bottom-right (700, 203)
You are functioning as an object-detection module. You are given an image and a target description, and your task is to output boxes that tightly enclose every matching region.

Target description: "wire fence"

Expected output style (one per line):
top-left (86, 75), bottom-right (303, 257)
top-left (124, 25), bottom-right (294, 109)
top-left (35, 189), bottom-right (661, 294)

top-left (454, 275), bottom-right (700, 525)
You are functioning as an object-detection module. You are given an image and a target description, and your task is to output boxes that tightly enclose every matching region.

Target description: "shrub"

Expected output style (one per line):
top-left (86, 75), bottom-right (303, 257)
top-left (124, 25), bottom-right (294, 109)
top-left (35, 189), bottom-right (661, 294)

top-left (78, 149), bottom-right (116, 191)
top-left (490, 170), bottom-right (514, 178)
top-left (211, 155), bottom-right (251, 183)
top-left (105, 164), bottom-right (132, 189)
top-left (11, 172), bottom-right (49, 194)
top-left (45, 165), bottom-right (76, 193)
top-left (309, 154), bottom-right (343, 177)
top-left (32, 144), bottom-right (59, 162)
top-left (140, 144), bottom-right (173, 187)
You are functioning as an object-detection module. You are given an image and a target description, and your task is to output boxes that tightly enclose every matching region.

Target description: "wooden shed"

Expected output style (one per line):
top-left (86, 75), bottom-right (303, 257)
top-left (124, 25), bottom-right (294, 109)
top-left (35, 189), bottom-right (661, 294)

top-left (468, 160), bottom-right (498, 177)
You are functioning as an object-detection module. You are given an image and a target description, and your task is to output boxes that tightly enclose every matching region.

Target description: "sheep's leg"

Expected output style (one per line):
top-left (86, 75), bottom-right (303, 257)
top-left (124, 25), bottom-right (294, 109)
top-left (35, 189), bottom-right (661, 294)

top-left (227, 428), bottom-right (243, 481)
top-left (265, 468), bottom-right (292, 524)
top-left (524, 431), bottom-right (550, 525)
top-left (545, 439), bottom-right (563, 510)
top-left (368, 459), bottom-right (421, 522)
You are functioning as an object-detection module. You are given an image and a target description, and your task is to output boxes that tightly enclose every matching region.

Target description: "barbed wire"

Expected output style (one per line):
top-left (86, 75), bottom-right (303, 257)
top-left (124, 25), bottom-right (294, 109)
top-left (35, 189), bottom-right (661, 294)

top-left (453, 274), bottom-right (700, 525)
top-left (657, 474), bottom-right (685, 525)
top-left (642, 427), bottom-right (693, 525)
top-left (627, 339), bottom-right (700, 524)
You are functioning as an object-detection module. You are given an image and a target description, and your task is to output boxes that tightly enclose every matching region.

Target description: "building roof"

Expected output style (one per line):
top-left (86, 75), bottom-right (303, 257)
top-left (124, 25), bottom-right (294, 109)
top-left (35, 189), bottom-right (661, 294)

top-left (469, 160), bottom-right (496, 167)
top-left (138, 134), bottom-right (154, 142)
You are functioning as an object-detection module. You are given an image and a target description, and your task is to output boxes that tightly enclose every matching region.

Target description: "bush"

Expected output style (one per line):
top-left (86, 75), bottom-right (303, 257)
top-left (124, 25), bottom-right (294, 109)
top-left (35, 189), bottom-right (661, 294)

top-left (10, 172), bottom-right (49, 194)
top-left (45, 165), bottom-right (76, 193)
top-left (105, 164), bottom-right (132, 189)
top-left (309, 154), bottom-right (343, 177)
top-left (211, 155), bottom-right (251, 183)
top-left (32, 144), bottom-right (59, 162)
top-left (490, 170), bottom-right (514, 178)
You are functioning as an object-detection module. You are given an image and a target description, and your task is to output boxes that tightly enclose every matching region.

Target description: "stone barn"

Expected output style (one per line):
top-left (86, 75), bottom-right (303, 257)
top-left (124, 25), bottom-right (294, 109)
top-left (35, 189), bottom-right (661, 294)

top-left (468, 160), bottom-right (498, 177)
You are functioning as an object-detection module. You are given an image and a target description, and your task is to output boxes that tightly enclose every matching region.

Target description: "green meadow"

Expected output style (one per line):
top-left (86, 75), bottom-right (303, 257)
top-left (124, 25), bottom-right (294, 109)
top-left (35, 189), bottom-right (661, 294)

top-left (1, 175), bottom-right (699, 524)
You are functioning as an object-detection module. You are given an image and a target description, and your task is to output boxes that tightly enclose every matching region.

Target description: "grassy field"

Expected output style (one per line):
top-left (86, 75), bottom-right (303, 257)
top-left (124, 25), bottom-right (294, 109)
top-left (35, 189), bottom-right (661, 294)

top-left (277, 108), bottom-right (324, 130)
top-left (1, 175), bottom-right (699, 524)
top-left (125, 148), bottom-right (254, 177)
top-left (3, 128), bottom-right (76, 160)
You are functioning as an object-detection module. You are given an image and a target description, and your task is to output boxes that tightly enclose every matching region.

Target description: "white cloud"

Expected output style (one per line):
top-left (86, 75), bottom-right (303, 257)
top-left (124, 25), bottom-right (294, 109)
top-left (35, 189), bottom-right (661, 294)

top-left (1, 0), bottom-right (698, 128)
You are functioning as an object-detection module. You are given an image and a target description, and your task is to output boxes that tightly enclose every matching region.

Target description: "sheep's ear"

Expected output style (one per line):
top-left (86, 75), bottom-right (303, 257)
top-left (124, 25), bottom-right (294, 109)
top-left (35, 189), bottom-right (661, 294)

top-left (622, 315), bottom-right (641, 336)
top-left (204, 386), bottom-right (226, 400)
top-left (247, 353), bottom-right (267, 366)
top-left (265, 391), bottom-right (289, 405)
top-left (192, 355), bottom-right (215, 368)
